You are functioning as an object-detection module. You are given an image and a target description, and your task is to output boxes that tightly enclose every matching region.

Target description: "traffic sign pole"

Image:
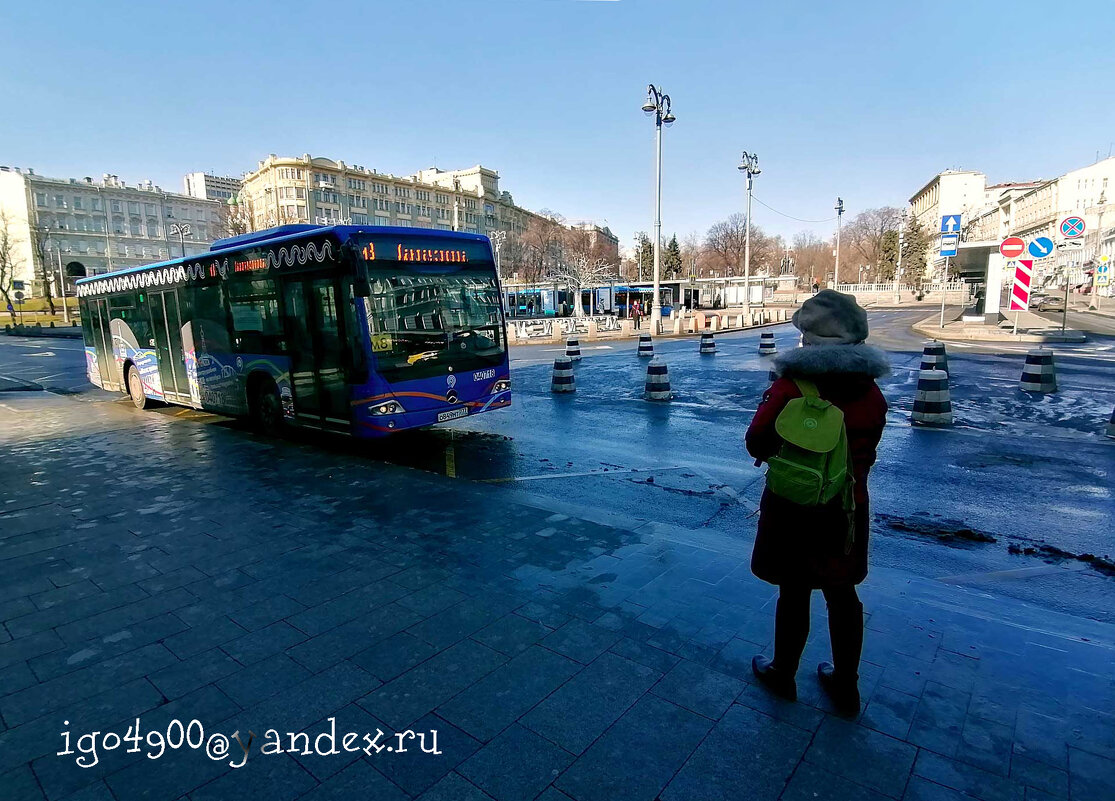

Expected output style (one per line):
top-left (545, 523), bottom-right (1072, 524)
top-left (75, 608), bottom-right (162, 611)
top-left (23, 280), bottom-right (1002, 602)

top-left (939, 256), bottom-right (950, 329)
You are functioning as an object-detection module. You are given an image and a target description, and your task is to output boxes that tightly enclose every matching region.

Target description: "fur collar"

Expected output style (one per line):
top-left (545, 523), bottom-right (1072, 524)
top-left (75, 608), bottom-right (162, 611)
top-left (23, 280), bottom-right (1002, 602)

top-left (772, 343), bottom-right (891, 379)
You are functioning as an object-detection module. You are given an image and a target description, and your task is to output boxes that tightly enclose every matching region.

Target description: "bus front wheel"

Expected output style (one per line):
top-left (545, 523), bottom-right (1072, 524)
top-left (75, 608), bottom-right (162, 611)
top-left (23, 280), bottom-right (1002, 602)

top-left (249, 378), bottom-right (284, 436)
top-left (126, 365), bottom-right (148, 410)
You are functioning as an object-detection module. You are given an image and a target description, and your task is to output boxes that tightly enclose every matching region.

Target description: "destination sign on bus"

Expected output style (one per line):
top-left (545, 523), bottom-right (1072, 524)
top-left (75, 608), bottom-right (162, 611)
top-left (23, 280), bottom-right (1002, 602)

top-left (356, 235), bottom-right (491, 265)
top-left (361, 242), bottom-right (469, 264)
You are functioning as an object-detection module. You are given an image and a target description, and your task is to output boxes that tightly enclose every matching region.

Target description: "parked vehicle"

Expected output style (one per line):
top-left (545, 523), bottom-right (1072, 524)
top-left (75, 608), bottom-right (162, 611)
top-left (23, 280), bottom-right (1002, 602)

top-left (1036, 295), bottom-right (1065, 312)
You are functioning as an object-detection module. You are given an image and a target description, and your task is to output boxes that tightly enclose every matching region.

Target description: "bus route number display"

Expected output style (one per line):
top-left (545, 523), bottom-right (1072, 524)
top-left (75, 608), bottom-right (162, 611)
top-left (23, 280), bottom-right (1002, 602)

top-left (370, 333), bottom-right (394, 353)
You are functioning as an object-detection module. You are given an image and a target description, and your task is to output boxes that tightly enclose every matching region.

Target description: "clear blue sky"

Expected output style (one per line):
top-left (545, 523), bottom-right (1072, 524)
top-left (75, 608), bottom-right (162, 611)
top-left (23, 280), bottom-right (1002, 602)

top-left (2, 0), bottom-right (1114, 249)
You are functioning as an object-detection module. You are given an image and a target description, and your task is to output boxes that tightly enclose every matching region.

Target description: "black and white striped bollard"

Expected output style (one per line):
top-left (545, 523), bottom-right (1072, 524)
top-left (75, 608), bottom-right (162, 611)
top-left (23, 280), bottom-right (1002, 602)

top-left (920, 341), bottom-right (948, 375)
top-left (759, 331), bottom-right (777, 356)
top-left (1106, 406), bottom-right (1115, 439)
top-left (637, 332), bottom-right (654, 358)
top-left (565, 338), bottom-right (582, 361)
top-left (644, 357), bottom-right (671, 401)
top-left (699, 331), bottom-right (716, 354)
top-left (551, 356), bottom-right (575, 393)
top-left (911, 369), bottom-right (953, 426)
top-left (1019, 349), bottom-right (1057, 393)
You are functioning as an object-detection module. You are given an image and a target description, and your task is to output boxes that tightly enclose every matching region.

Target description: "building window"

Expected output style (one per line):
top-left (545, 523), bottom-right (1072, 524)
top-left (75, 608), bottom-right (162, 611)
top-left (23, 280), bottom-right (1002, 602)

top-left (72, 197), bottom-right (83, 210)
top-left (374, 215), bottom-right (390, 226)
top-left (352, 213), bottom-right (368, 225)
top-left (129, 218), bottom-right (141, 236)
top-left (147, 218), bottom-right (159, 237)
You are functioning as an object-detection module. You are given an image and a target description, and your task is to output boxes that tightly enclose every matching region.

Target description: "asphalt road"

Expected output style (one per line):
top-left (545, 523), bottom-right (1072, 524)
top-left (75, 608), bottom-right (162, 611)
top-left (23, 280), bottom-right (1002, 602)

top-left (2, 311), bottom-right (1113, 622)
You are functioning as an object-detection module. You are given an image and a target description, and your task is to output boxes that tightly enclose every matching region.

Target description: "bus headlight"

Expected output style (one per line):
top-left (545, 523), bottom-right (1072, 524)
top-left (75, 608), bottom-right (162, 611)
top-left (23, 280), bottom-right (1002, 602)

top-left (369, 400), bottom-right (405, 415)
top-left (493, 379), bottom-right (511, 393)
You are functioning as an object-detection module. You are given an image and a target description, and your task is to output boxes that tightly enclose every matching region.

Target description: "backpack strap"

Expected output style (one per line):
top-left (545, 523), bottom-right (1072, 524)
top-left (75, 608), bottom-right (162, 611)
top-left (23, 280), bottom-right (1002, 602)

top-left (792, 378), bottom-right (819, 398)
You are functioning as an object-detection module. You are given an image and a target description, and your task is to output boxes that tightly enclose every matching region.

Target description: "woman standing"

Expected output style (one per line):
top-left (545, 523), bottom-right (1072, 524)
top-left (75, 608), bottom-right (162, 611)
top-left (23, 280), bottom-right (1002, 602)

top-left (745, 290), bottom-right (889, 716)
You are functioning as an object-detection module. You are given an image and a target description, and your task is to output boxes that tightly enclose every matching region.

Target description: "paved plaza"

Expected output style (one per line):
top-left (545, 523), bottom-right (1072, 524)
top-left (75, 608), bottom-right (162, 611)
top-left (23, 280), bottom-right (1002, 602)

top-left (1, 382), bottom-right (1114, 801)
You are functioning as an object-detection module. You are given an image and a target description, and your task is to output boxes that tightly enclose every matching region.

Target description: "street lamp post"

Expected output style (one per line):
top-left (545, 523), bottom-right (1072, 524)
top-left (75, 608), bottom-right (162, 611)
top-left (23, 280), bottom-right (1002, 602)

top-left (642, 84), bottom-right (675, 332)
top-left (834, 197), bottom-right (845, 285)
top-left (738, 151), bottom-right (761, 321)
top-left (169, 223), bottom-right (191, 258)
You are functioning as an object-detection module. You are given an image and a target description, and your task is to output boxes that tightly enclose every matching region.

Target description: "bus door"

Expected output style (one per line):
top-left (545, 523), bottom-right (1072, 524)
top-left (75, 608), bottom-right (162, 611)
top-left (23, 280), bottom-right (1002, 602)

top-left (283, 275), bottom-right (350, 429)
top-left (90, 298), bottom-right (116, 387)
top-left (149, 289), bottom-right (190, 401)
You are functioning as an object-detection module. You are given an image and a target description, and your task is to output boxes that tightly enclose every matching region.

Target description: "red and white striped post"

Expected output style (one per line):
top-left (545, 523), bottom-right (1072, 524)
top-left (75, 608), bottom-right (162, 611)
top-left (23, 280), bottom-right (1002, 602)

top-left (1009, 258), bottom-right (1034, 334)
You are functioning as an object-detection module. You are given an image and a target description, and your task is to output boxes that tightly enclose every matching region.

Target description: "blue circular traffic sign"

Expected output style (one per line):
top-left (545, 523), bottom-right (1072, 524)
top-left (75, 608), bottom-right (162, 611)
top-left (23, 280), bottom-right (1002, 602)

top-left (1061, 216), bottom-right (1085, 238)
top-left (1028, 236), bottom-right (1054, 258)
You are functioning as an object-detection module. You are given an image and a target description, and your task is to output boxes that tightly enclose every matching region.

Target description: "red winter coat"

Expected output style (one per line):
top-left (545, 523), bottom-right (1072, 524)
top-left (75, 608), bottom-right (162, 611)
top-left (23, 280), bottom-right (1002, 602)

top-left (746, 345), bottom-right (889, 587)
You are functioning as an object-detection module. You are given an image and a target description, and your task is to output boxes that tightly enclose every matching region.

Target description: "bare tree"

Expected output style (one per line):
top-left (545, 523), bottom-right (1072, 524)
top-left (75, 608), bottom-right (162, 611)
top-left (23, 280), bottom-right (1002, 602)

top-left (680, 231), bottom-right (704, 278)
top-left (517, 210), bottom-right (567, 284)
top-left (704, 213), bottom-right (778, 277)
top-left (790, 231), bottom-right (833, 285)
top-left (28, 224), bottom-right (57, 314)
top-left (546, 254), bottom-right (615, 318)
top-left (0, 209), bottom-right (23, 323)
top-left (844, 207), bottom-right (902, 280)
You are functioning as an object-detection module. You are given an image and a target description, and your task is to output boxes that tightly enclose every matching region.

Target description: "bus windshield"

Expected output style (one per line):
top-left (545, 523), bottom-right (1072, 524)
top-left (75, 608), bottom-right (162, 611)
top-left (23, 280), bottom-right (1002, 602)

top-left (362, 260), bottom-right (505, 379)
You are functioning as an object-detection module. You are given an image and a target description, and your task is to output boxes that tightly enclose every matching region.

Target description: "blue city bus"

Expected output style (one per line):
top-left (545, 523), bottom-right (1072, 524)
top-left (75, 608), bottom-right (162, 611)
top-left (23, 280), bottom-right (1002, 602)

top-left (75, 224), bottom-right (511, 436)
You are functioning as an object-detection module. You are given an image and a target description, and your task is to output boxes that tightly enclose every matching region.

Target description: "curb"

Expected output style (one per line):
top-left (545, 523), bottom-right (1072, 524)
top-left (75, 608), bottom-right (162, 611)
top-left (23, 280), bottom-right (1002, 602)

top-left (911, 317), bottom-right (1086, 344)
top-left (3, 327), bottom-right (83, 340)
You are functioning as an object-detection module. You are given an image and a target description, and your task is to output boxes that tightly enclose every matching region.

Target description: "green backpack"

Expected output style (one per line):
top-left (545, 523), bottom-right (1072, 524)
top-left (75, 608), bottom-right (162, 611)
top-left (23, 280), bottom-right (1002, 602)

top-left (765, 379), bottom-right (856, 553)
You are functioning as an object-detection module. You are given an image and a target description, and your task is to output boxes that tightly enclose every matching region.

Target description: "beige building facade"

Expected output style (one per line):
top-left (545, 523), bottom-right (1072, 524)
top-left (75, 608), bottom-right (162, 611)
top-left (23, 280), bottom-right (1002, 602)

top-left (237, 154), bottom-right (545, 239)
top-left (0, 166), bottom-right (220, 296)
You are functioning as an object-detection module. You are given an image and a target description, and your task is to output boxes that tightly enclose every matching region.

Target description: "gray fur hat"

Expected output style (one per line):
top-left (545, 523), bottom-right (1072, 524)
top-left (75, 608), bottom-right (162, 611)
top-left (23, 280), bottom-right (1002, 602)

top-left (792, 289), bottom-right (869, 345)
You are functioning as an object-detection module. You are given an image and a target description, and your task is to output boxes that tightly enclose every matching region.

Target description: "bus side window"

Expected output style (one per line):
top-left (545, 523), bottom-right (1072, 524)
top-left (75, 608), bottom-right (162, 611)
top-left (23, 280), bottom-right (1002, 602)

top-left (194, 283), bottom-right (231, 354)
top-left (228, 276), bottom-right (284, 355)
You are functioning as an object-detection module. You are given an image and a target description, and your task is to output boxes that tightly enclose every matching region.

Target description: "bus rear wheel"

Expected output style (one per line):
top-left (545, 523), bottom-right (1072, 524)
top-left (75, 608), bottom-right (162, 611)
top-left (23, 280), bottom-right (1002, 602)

top-left (126, 365), bottom-right (148, 410)
top-left (250, 378), bottom-right (284, 436)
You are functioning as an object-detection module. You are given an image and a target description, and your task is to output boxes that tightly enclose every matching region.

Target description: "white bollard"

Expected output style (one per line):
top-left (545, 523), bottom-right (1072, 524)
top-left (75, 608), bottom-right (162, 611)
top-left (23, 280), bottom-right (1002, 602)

top-left (551, 356), bottom-right (576, 393)
top-left (911, 368), bottom-right (952, 426)
top-left (644, 357), bottom-right (671, 401)
top-left (1020, 349), bottom-right (1057, 393)
top-left (637, 332), bottom-right (654, 357)
top-left (758, 331), bottom-right (777, 356)
top-left (699, 331), bottom-right (716, 354)
top-left (565, 338), bottom-right (582, 361)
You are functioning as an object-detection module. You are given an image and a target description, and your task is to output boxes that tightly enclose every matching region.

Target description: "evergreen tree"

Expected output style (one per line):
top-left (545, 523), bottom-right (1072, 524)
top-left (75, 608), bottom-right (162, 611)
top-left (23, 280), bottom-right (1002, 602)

top-left (900, 218), bottom-right (932, 287)
top-left (663, 235), bottom-right (683, 278)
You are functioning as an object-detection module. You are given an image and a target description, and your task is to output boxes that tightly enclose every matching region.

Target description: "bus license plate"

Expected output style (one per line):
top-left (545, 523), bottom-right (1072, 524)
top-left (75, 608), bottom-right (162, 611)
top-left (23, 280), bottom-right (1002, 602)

top-left (437, 407), bottom-right (468, 422)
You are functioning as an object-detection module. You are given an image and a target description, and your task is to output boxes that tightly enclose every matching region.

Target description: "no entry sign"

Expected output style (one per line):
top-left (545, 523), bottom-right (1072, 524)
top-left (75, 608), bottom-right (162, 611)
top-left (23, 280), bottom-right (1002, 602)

top-left (1000, 237), bottom-right (1026, 259)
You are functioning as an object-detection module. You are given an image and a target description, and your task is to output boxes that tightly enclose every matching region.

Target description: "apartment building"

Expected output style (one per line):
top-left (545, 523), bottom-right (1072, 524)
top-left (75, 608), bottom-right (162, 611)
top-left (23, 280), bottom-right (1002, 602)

top-left (183, 172), bottom-right (242, 202)
top-left (237, 154), bottom-right (543, 238)
top-left (0, 166), bottom-right (221, 295)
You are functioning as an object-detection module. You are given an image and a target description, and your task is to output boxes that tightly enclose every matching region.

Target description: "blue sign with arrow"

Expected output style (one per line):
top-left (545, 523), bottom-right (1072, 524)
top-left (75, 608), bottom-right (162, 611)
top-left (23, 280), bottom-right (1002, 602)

top-left (941, 214), bottom-right (961, 233)
top-left (940, 233), bottom-right (959, 257)
top-left (1028, 236), bottom-right (1054, 259)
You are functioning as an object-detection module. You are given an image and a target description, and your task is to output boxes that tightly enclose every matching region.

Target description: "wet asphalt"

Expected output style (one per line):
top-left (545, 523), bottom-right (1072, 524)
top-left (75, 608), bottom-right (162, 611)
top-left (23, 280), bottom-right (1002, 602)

top-left (2, 309), bottom-right (1113, 622)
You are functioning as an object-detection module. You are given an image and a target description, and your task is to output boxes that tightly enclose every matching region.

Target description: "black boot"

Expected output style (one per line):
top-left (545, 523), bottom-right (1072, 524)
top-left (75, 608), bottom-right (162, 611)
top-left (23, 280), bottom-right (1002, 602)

top-left (817, 661), bottom-right (860, 716)
top-left (752, 655), bottom-right (797, 701)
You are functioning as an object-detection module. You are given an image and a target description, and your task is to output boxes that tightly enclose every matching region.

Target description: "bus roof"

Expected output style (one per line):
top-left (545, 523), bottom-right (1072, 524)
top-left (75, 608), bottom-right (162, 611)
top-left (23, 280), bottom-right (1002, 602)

top-left (75, 224), bottom-right (492, 285)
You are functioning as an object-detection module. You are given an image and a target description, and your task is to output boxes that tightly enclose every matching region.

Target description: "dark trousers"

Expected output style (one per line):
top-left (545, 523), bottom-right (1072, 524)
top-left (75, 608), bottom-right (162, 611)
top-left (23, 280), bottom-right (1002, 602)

top-left (634, 316), bottom-right (641, 329)
top-left (773, 584), bottom-right (864, 681)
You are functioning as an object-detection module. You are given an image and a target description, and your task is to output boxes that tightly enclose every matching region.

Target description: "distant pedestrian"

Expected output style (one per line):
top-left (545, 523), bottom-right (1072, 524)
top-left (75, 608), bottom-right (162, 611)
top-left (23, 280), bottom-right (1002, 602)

top-left (527, 299), bottom-right (535, 316)
top-left (632, 300), bottom-right (642, 330)
top-left (811, 282), bottom-right (820, 295)
top-left (745, 289), bottom-right (889, 716)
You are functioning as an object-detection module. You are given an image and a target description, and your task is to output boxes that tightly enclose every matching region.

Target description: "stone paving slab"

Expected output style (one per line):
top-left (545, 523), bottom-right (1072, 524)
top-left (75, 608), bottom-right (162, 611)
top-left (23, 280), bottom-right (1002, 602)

top-left (1, 395), bottom-right (1115, 800)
